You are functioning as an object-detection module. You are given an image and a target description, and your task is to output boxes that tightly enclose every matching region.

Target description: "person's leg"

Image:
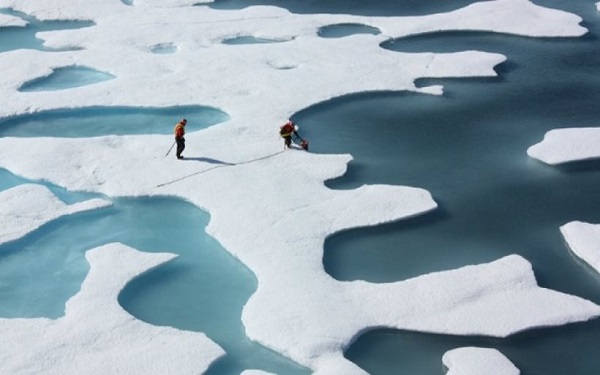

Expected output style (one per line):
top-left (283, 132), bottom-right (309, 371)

top-left (176, 138), bottom-right (185, 158)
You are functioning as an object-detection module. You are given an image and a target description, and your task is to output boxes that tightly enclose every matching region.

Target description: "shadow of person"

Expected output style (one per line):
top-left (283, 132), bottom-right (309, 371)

top-left (182, 157), bottom-right (234, 165)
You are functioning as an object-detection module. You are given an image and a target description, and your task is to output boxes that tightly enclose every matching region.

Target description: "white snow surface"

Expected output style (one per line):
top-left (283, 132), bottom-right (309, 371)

top-left (0, 12), bottom-right (27, 27)
top-left (528, 127), bottom-right (600, 164)
top-left (443, 347), bottom-right (519, 375)
top-left (0, 243), bottom-right (224, 374)
top-left (0, 184), bottom-right (111, 245)
top-left (0, 0), bottom-right (599, 374)
top-left (561, 221), bottom-right (600, 275)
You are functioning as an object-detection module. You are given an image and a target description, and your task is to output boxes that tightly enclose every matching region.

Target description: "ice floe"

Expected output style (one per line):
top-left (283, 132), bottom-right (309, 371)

top-left (561, 221), bottom-right (600, 275)
top-left (0, 11), bottom-right (27, 27)
top-left (242, 254), bottom-right (600, 374)
top-left (0, 0), bottom-right (597, 374)
top-left (443, 347), bottom-right (519, 375)
top-left (528, 127), bottom-right (600, 165)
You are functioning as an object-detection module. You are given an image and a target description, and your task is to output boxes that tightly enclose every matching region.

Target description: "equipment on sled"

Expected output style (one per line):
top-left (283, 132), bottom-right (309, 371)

top-left (295, 135), bottom-right (309, 151)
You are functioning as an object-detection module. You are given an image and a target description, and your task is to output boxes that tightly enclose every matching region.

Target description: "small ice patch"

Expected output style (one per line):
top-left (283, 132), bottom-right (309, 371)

top-left (443, 347), bottom-right (519, 375)
top-left (527, 127), bottom-right (600, 165)
top-left (0, 11), bottom-right (27, 27)
top-left (560, 221), bottom-right (600, 275)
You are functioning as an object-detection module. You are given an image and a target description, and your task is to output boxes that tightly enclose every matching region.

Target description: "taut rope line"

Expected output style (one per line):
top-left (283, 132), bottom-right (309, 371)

top-left (155, 150), bottom-right (285, 188)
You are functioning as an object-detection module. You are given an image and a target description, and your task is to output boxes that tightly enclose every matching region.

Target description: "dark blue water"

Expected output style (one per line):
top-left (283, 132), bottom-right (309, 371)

top-left (0, 8), bottom-right (93, 52)
top-left (318, 23), bottom-right (381, 38)
top-left (290, 0), bottom-right (600, 373)
top-left (0, 106), bottom-right (229, 137)
top-left (208, 0), bottom-right (485, 16)
top-left (345, 321), bottom-right (600, 375)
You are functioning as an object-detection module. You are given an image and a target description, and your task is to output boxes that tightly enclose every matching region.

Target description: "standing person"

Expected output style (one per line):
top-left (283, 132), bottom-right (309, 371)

top-left (174, 118), bottom-right (187, 159)
top-left (279, 120), bottom-right (297, 150)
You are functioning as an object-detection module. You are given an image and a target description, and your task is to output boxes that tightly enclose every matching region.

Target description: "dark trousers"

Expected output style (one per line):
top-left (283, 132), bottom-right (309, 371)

top-left (283, 135), bottom-right (292, 148)
top-left (176, 137), bottom-right (185, 157)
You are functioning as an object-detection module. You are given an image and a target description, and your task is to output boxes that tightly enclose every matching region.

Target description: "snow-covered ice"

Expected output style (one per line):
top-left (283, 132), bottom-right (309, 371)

top-left (443, 347), bottom-right (519, 375)
top-left (528, 127), bottom-right (600, 165)
top-left (0, 243), bottom-right (223, 374)
top-left (0, 0), bottom-right (599, 373)
top-left (529, 129), bottom-right (600, 278)
top-left (561, 221), bottom-right (600, 275)
top-left (0, 11), bottom-right (26, 27)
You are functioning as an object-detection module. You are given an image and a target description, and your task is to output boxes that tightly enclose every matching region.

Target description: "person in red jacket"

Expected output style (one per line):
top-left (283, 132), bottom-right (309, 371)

top-left (279, 120), bottom-right (297, 150)
top-left (279, 120), bottom-right (309, 151)
top-left (174, 118), bottom-right (187, 159)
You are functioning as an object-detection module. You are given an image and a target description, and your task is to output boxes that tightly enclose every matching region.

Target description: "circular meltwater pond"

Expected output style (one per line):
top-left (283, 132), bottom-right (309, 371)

top-left (0, 105), bottom-right (229, 137)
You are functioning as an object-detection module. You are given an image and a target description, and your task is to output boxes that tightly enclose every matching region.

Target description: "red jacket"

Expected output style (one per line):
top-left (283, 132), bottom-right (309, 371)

top-left (280, 122), bottom-right (294, 137)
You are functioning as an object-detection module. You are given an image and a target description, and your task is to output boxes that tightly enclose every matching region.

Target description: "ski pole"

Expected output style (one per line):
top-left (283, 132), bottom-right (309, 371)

top-left (165, 140), bottom-right (176, 156)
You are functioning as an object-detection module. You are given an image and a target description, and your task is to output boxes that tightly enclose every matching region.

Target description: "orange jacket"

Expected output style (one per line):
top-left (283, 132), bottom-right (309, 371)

top-left (174, 123), bottom-right (185, 138)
